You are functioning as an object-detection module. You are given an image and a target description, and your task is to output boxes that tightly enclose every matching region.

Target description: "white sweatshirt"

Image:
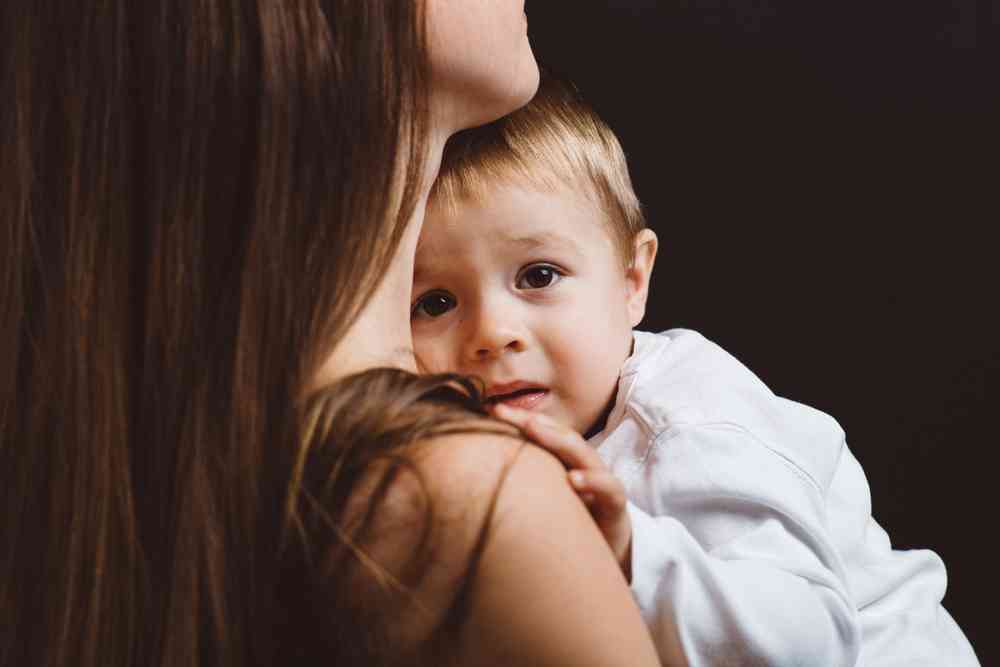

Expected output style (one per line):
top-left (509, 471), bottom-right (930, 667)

top-left (589, 329), bottom-right (979, 666)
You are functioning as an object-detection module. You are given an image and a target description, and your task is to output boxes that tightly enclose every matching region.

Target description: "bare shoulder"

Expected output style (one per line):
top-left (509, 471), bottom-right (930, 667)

top-left (347, 427), bottom-right (662, 666)
top-left (409, 425), bottom-right (540, 512)
top-left (406, 427), bottom-right (584, 551)
top-left (337, 426), bottom-right (534, 642)
top-left (416, 430), bottom-right (664, 666)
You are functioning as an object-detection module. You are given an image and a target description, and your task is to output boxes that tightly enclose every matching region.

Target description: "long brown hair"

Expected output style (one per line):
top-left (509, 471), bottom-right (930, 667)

top-left (0, 2), bottom-right (460, 665)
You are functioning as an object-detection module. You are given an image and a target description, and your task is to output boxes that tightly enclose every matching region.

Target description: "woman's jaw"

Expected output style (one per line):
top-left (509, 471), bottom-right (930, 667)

top-left (425, 0), bottom-right (539, 135)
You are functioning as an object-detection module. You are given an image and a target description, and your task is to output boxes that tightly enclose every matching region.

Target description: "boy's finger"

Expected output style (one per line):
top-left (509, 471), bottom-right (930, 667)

top-left (569, 470), bottom-right (627, 513)
top-left (494, 404), bottom-right (604, 471)
top-left (491, 402), bottom-right (552, 429)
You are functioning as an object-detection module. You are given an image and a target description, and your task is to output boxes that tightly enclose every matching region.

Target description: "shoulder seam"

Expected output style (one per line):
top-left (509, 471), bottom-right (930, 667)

top-left (649, 421), bottom-right (828, 497)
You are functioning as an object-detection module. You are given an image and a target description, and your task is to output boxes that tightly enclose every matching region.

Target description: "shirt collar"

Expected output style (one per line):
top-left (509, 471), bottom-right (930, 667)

top-left (587, 330), bottom-right (651, 447)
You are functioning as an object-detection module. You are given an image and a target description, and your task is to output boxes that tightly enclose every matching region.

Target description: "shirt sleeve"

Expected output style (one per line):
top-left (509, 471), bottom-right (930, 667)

top-left (626, 422), bottom-right (861, 667)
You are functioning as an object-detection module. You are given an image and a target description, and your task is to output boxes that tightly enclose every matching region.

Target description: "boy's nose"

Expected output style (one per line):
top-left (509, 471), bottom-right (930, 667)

top-left (465, 308), bottom-right (526, 362)
top-left (472, 335), bottom-right (524, 361)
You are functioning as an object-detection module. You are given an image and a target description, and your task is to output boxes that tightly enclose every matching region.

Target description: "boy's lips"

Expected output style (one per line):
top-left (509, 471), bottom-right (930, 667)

top-left (484, 381), bottom-right (549, 410)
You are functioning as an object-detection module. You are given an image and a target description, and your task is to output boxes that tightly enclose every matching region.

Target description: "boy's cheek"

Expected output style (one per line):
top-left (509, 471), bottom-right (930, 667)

top-left (412, 341), bottom-right (454, 375)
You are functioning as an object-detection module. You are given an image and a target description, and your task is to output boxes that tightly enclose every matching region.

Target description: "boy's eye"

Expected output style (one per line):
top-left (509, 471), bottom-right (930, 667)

top-left (516, 264), bottom-right (562, 290)
top-left (412, 291), bottom-right (456, 319)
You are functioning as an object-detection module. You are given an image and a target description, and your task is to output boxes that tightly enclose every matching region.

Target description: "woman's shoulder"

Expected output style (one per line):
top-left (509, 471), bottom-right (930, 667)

top-left (316, 424), bottom-right (661, 666)
top-left (412, 430), bottom-right (665, 666)
top-left (333, 427), bottom-right (554, 660)
top-left (410, 426), bottom-right (555, 511)
top-left (300, 368), bottom-right (661, 665)
top-left (366, 425), bottom-right (558, 588)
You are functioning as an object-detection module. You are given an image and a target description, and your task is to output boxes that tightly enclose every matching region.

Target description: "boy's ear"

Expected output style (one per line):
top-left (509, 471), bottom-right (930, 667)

top-left (625, 229), bottom-right (658, 328)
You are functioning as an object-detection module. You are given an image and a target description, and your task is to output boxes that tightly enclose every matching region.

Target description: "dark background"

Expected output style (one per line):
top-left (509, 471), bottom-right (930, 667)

top-left (528, 1), bottom-right (994, 663)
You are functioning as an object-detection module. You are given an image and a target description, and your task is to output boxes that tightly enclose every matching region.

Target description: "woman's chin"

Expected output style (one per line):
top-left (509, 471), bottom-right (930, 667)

top-left (497, 50), bottom-right (540, 118)
top-left (446, 60), bottom-right (540, 132)
top-left (510, 53), bottom-right (541, 110)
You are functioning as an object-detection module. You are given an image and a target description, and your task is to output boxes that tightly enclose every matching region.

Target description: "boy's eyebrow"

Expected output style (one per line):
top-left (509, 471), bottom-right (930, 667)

top-left (412, 259), bottom-right (443, 286)
top-left (504, 231), bottom-right (582, 252)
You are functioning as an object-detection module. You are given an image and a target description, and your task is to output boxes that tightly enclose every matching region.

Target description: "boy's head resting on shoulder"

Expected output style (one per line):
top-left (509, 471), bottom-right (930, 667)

top-left (414, 72), bottom-right (658, 437)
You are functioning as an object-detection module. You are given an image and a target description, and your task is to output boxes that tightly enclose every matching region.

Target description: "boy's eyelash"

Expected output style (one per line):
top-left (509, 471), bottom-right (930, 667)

top-left (520, 262), bottom-right (563, 273)
top-left (411, 289), bottom-right (457, 319)
top-left (515, 263), bottom-right (566, 289)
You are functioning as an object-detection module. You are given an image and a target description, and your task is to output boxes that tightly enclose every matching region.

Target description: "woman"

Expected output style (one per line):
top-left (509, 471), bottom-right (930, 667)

top-left (1, 2), bottom-right (663, 665)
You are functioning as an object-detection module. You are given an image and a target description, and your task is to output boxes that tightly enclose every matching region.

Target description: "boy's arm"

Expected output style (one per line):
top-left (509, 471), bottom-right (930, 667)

top-left (506, 410), bottom-right (863, 666)
top-left (489, 368), bottom-right (862, 665)
top-left (626, 423), bottom-right (861, 666)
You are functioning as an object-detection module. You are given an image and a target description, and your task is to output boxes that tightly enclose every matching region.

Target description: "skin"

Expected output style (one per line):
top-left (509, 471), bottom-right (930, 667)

top-left (314, 3), bottom-right (668, 665)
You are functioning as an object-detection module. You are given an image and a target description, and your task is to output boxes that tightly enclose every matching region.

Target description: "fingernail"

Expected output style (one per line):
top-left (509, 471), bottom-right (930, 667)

top-left (569, 471), bottom-right (585, 487)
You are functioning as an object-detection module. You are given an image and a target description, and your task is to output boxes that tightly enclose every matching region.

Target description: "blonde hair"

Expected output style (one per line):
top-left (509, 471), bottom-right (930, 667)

top-left (430, 72), bottom-right (646, 266)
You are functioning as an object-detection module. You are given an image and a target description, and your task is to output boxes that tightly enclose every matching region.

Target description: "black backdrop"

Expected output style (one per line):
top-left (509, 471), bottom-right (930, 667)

top-left (527, 2), bottom-right (994, 663)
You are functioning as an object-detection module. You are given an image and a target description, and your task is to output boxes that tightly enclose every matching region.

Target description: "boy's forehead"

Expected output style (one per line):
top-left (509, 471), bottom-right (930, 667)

top-left (421, 181), bottom-right (614, 253)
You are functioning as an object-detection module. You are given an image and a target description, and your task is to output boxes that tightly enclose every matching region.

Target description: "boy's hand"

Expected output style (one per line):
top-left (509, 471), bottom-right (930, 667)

top-left (492, 404), bottom-right (633, 579)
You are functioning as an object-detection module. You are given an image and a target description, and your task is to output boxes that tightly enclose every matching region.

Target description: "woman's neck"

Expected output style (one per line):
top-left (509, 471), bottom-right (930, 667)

top-left (421, 127), bottom-right (451, 196)
top-left (404, 127), bottom-right (451, 236)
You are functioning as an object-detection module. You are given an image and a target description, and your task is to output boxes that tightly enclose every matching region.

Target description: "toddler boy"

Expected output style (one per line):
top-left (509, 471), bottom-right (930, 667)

top-left (412, 74), bottom-right (979, 666)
